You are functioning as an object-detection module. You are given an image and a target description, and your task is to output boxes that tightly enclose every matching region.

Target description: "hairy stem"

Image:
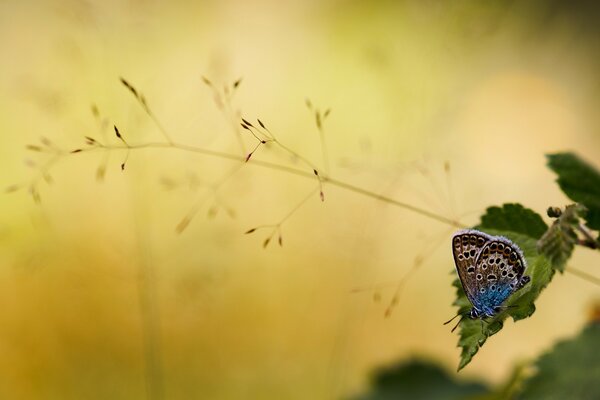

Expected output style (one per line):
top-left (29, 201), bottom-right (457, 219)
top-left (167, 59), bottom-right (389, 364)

top-left (576, 223), bottom-right (599, 250)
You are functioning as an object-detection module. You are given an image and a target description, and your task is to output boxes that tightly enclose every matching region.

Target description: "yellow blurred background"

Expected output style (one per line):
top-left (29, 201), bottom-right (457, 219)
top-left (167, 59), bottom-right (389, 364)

top-left (1, 1), bottom-right (599, 398)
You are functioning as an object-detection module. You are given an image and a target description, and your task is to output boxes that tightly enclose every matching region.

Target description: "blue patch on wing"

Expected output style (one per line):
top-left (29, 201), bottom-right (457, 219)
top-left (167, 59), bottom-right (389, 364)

top-left (472, 283), bottom-right (512, 316)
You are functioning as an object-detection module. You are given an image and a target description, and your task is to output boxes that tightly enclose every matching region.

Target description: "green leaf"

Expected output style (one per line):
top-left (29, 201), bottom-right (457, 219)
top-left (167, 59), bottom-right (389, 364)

top-left (477, 203), bottom-right (548, 239)
top-left (546, 153), bottom-right (600, 230)
top-left (518, 322), bottom-right (600, 399)
top-left (453, 230), bottom-right (553, 371)
top-left (352, 358), bottom-right (490, 400)
top-left (537, 204), bottom-right (586, 272)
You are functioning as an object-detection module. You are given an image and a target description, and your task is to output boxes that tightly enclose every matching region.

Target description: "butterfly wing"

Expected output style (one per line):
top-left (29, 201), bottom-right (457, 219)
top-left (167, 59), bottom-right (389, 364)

top-left (472, 236), bottom-right (530, 315)
top-left (451, 230), bottom-right (493, 306)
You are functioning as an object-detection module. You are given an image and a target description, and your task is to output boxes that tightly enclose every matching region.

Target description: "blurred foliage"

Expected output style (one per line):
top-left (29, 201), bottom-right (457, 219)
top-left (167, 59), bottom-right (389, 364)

top-left (352, 359), bottom-right (489, 400)
top-left (481, 362), bottom-right (528, 400)
top-left (518, 322), bottom-right (600, 399)
top-left (451, 204), bottom-right (553, 370)
top-left (546, 153), bottom-right (600, 230)
top-left (359, 321), bottom-right (600, 399)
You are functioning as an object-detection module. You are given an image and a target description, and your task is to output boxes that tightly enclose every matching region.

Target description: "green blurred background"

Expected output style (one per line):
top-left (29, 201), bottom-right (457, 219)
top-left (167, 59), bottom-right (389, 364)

top-left (1, 1), bottom-right (599, 398)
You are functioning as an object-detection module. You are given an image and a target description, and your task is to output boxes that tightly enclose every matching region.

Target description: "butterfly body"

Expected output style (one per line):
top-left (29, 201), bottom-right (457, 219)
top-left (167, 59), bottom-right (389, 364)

top-left (452, 229), bottom-right (530, 320)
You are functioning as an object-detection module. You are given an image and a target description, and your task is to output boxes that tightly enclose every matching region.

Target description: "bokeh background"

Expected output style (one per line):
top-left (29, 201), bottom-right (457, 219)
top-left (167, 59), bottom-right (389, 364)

top-left (1, 1), bottom-right (600, 398)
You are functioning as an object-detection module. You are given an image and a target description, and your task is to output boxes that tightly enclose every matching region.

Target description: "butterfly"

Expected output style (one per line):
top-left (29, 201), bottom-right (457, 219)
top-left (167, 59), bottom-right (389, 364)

top-left (445, 229), bottom-right (530, 332)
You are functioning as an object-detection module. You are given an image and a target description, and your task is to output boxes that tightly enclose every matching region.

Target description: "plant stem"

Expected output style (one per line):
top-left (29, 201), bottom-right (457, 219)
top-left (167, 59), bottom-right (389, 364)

top-left (566, 266), bottom-right (600, 286)
top-left (68, 141), bottom-right (465, 228)
top-left (130, 162), bottom-right (165, 400)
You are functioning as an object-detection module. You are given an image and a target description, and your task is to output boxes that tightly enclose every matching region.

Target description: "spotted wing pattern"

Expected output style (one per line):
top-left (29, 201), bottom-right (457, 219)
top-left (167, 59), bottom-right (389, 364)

top-left (470, 237), bottom-right (530, 315)
top-left (451, 230), bottom-right (493, 305)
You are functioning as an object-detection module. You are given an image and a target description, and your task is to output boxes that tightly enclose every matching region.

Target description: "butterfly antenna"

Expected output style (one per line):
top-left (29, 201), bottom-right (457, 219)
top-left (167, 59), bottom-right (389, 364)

top-left (451, 316), bottom-right (464, 333)
top-left (444, 312), bottom-right (466, 332)
top-left (443, 313), bottom-right (462, 326)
